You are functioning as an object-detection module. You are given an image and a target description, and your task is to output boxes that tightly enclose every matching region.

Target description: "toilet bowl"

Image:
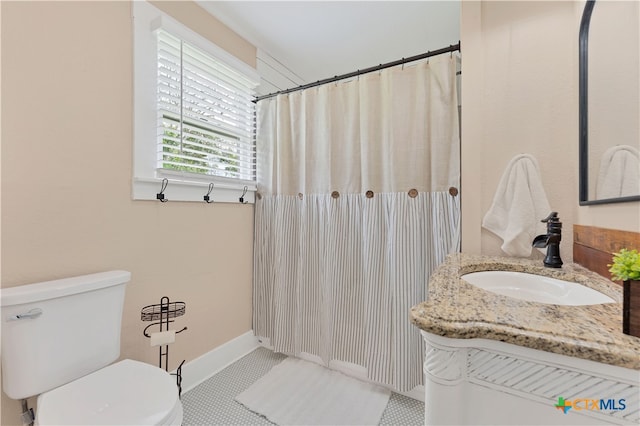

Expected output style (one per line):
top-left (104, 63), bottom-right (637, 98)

top-left (1, 270), bottom-right (183, 425)
top-left (36, 360), bottom-right (183, 425)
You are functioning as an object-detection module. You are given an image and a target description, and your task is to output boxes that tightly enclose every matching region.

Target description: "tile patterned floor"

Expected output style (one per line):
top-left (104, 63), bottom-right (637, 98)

top-left (182, 347), bottom-right (424, 425)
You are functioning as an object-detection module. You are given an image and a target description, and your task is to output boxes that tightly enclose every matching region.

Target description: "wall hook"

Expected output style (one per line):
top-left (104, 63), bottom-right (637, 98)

top-left (239, 186), bottom-right (248, 204)
top-left (156, 178), bottom-right (168, 202)
top-left (204, 183), bottom-right (214, 203)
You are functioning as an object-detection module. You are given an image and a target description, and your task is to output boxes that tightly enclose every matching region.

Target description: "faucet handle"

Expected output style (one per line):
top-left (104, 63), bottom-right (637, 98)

top-left (542, 212), bottom-right (562, 234)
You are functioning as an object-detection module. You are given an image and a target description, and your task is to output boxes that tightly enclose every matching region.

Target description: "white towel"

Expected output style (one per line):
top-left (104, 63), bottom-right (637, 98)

top-left (482, 154), bottom-right (551, 257)
top-left (596, 145), bottom-right (640, 199)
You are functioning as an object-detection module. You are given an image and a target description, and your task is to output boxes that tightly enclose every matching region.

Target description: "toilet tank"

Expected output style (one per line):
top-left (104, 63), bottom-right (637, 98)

top-left (1, 270), bottom-right (131, 400)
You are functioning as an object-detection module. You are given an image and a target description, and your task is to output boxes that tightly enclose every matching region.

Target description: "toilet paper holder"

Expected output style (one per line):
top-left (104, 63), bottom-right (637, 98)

top-left (141, 296), bottom-right (187, 396)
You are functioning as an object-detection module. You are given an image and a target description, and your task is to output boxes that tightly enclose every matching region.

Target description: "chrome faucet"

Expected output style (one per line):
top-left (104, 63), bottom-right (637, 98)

top-left (532, 212), bottom-right (563, 268)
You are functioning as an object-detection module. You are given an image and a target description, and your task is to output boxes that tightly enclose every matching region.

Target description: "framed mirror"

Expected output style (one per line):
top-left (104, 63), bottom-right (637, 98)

top-left (579, 0), bottom-right (640, 205)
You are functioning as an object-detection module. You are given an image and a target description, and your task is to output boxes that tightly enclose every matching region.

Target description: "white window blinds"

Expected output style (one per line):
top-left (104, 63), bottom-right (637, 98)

top-left (157, 30), bottom-right (257, 182)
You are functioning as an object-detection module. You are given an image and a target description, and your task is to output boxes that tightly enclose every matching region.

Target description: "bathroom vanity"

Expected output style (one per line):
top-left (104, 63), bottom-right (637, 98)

top-left (410, 253), bottom-right (640, 425)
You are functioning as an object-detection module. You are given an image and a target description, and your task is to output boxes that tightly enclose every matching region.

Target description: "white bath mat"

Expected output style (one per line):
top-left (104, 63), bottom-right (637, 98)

top-left (235, 357), bottom-right (391, 425)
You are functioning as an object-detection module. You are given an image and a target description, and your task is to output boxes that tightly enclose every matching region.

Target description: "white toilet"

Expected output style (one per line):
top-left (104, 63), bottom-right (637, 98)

top-left (1, 270), bottom-right (183, 425)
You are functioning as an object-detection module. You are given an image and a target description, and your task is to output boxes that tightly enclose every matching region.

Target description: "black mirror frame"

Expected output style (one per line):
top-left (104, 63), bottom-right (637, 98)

top-left (579, 0), bottom-right (640, 205)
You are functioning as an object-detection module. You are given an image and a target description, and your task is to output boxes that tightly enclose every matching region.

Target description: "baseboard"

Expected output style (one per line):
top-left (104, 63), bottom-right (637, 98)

top-left (177, 331), bottom-right (259, 393)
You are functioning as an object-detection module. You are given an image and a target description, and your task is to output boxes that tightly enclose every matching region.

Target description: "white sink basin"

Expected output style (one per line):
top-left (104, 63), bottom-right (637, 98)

top-left (461, 271), bottom-right (616, 305)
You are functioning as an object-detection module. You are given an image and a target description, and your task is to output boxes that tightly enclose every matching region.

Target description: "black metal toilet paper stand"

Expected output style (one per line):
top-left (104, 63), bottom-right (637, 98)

top-left (141, 296), bottom-right (187, 397)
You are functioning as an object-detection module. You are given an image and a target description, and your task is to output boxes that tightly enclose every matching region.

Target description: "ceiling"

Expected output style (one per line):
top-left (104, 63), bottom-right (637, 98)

top-left (197, 1), bottom-right (460, 95)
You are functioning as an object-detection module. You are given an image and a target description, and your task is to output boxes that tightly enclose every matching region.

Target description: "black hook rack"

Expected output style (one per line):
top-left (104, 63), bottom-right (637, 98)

top-left (156, 178), bottom-right (169, 202)
top-left (239, 185), bottom-right (248, 204)
top-left (204, 183), bottom-right (214, 203)
top-left (141, 296), bottom-right (187, 397)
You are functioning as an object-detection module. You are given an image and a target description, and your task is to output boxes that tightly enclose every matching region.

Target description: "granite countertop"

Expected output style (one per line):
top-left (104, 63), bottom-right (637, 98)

top-left (410, 253), bottom-right (640, 370)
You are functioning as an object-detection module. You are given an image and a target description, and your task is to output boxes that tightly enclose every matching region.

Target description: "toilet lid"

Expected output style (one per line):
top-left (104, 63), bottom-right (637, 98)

top-left (37, 359), bottom-right (180, 425)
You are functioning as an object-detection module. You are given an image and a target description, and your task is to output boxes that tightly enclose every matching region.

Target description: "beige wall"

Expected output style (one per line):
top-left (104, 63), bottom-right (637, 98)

top-left (461, 1), bottom-right (640, 258)
top-left (1, 1), bottom-right (256, 424)
top-left (3, 0), bottom-right (639, 423)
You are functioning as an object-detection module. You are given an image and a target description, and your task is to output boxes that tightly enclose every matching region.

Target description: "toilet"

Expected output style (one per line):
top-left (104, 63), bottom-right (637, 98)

top-left (1, 271), bottom-right (183, 425)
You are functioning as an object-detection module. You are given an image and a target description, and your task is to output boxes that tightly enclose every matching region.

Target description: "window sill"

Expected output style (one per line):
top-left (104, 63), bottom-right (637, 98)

top-left (132, 177), bottom-right (256, 204)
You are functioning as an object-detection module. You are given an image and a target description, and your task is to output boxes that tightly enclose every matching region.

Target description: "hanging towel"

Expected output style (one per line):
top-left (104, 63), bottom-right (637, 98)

top-left (596, 145), bottom-right (640, 199)
top-left (482, 154), bottom-right (551, 257)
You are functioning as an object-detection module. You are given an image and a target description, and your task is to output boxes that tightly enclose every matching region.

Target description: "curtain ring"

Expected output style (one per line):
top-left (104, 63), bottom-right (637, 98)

top-left (449, 187), bottom-right (459, 197)
top-left (298, 192), bottom-right (304, 200)
top-left (408, 189), bottom-right (418, 198)
top-left (331, 191), bottom-right (340, 199)
top-left (156, 178), bottom-right (168, 202)
top-left (365, 190), bottom-right (374, 199)
top-left (256, 192), bottom-right (262, 200)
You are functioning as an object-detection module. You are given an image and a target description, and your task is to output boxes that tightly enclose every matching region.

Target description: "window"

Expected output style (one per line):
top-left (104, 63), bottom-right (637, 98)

top-left (157, 30), bottom-right (256, 181)
top-left (133, 1), bottom-right (259, 203)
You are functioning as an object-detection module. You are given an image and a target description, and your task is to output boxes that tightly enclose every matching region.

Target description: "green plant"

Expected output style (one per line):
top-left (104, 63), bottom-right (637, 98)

top-left (609, 249), bottom-right (640, 281)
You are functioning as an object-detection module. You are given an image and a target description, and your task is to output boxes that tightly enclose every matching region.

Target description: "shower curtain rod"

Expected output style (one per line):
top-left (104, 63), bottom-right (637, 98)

top-left (254, 41), bottom-right (460, 102)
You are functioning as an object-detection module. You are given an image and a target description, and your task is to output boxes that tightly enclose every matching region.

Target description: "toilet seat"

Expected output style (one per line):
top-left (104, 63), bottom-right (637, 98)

top-left (36, 359), bottom-right (183, 425)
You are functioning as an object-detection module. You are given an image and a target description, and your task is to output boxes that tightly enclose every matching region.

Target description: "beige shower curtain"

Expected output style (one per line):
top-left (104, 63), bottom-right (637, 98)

top-left (253, 56), bottom-right (460, 391)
